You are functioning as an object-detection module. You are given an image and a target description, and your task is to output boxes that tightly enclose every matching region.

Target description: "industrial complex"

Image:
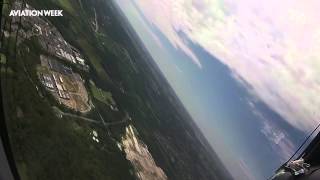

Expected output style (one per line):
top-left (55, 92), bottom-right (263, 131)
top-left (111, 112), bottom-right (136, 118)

top-left (9, 1), bottom-right (91, 113)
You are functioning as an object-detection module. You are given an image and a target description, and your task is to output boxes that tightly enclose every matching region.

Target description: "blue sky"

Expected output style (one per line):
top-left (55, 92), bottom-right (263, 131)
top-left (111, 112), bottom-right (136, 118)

top-left (114, 0), bottom-right (320, 179)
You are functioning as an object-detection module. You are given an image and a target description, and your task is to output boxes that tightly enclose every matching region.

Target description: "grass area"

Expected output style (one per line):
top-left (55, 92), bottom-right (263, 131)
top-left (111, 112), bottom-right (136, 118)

top-left (96, 33), bottom-right (134, 70)
top-left (0, 53), bottom-right (7, 75)
top-left (0, 66), bottom-right (6, 74)
top-left (0, 53), bottom-right (6, 64)
top-left (6, 67), bottom-right (13, 75)
top-left (36, 65), bottom-right (50, 75)
top-left (90, 80), bottom-right (115, 106)
top-left (8, 34), bottom-right (17, 56)
top-left (76, 38), bottom-right (112, 83)
top-left (57, 0), bottom-right (77, 15)
top-left (2, 0), bottom-right (12, 16)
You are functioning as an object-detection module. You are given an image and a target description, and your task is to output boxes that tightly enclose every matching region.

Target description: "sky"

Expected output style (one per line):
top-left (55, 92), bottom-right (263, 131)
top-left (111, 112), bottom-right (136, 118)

top-left (114, 0), bottom-right (320, 179)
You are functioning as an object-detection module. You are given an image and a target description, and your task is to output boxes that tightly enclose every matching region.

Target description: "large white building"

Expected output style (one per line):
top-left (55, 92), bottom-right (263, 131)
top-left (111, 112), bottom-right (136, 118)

top-left (76, 56), bottom-right (85, 65)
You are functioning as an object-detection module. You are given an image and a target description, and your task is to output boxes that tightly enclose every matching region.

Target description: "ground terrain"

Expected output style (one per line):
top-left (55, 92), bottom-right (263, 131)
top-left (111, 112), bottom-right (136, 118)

top-left (0, 0), bottom-right (232, 180)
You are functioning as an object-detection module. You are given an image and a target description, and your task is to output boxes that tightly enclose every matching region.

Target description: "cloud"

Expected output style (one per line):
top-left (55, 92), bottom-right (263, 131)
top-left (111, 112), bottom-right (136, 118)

top-left (247, 99), bottom-right (296, 161)
top-left (174, 64), bottom-right (183, 73)
top-left (131, 0), bottom-right (320, 134)
top-left (238, 159), bottom-right (256, 180)
top-left (131, 0), bottom-right (203, 68)
top-left (260, 118), bottom-right (296, 160)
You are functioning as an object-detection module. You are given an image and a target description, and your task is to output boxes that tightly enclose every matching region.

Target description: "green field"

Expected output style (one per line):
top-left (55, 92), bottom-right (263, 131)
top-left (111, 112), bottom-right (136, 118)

top-left (0, 53), bottom-right (6, 64)
top-left (76, 38), bottom-right (112, 83)
top-left (57, 0), bottom-right (77, 15)
top-left (96, 33), bottom-right (131, 62)
top-left (90, 80), bottom-right (115, 106)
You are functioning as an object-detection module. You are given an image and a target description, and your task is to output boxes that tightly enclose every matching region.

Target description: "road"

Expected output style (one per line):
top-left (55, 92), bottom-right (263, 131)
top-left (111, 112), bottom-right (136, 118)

top-left (53, 106), bottom-right (130, 127)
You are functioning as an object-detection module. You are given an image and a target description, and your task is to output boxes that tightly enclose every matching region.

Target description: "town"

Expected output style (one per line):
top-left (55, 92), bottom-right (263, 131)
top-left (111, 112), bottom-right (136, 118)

top-left (10, 1), bottom-right (91, 113)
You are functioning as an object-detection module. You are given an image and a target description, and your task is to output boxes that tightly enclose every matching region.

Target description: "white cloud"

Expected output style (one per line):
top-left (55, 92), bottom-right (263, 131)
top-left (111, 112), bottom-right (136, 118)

top-left (132, 0), bottom-right (320, 133)
top-left (249, 102), bottom-right (296, 160)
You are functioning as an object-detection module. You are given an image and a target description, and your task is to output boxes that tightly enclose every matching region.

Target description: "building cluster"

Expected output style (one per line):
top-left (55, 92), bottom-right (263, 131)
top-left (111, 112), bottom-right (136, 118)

top-left (53, 39), bottom-right (86, 67)
top-left (40, 55), bottom-right (71, 100)
top-left (40, 74), bottom-right (54, 89)
top-left (53, 73), bottom-right (71, 99)
top-left (10, 1), bottom-right (88, 69)
top-left (40, 72), bottom-right (70, 100)
top-left (9, 1), bottom-right (91, 112)
top-left (91, 130), bottom-right (100, 143)
top-left (110, 104), bottom-right (119, 111)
